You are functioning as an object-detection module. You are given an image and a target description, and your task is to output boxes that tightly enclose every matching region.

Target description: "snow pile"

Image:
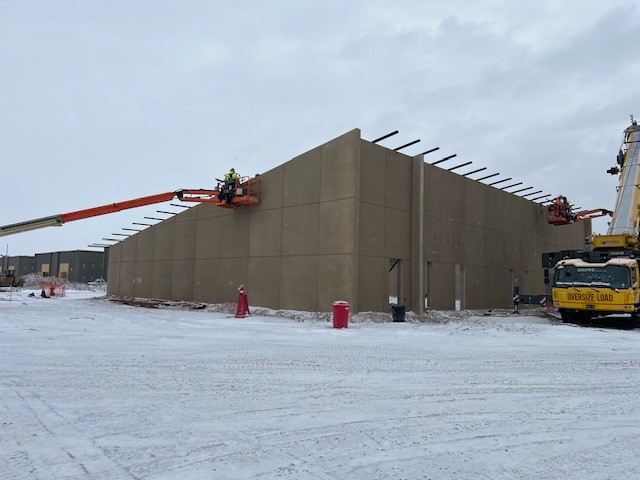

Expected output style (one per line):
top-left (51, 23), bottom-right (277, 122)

top-left (1, 288), bottom-right (640, 479)
top-left (21, 273), bottom-right (106, 292)
top-left (106, 294), bottom-right (549, 324)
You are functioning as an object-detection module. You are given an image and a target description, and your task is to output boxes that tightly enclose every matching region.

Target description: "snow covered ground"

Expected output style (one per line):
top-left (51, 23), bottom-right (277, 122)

top-left (1, 289), bottom-right (639, 479)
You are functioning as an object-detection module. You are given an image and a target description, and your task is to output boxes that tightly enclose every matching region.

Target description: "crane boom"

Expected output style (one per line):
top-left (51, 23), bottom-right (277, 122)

top-left (607, 121), bottom-right (640, 235)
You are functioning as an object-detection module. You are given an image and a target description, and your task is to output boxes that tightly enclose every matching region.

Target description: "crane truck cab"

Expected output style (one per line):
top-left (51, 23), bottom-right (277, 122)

top-left (552, 257), bottom-right (640, 324)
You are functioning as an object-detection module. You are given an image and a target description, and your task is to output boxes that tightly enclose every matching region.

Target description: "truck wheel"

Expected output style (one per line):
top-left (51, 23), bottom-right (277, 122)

top-left (559, 309), bottom-right (572, 323)
top-left (577, 311), bottom-right (592, 322)
top-left (631, 312), bottom-right (640, 329)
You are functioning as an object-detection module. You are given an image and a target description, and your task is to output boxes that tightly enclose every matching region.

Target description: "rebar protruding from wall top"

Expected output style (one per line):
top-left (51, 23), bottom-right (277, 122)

top-left (393, 139), bottom-right (421, 151)
top-left (476, 173), bottom-right (500, 181)
top-left (511, 186), bottom-right (533, 194)
top-left (447, 161), bottom-right (473, 172)
top-left (501, 182), bottom-right (523, 190)
top-left (522, 190), bottom-right (543, 197)
top-left (488, 177), bottom-right (512, 186)
top-left (530, 194), bottom-right (551, 201)
top-left (461, 167), bottom-right (487, 176)
top-left (372, 130), bottom-right (399, 143)
top-left (419, 147), bottom-right (440, 155)
top-left (431, 154), bottom-right (457, 166)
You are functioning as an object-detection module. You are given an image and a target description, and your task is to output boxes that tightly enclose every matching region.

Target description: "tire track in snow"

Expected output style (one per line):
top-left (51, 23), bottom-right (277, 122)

top-left (4, 387), bottom-right (140, 479)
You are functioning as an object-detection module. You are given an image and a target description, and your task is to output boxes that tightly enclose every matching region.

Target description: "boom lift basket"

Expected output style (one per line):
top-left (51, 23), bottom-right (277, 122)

top-left (214, 176), bottom-right (261, 209)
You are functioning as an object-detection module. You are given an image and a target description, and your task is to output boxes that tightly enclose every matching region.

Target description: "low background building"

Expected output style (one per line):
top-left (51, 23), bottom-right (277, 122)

top-left (1, 255), bottom-right (35, 276)
top-left (107, 129), bottom-right (588, 312)
top-left (35, 250), bottom-right (107, 283)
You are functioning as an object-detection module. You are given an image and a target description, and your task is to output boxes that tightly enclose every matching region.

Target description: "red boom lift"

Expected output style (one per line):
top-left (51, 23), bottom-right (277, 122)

top-left (546, 195), bottom-right (612, 226)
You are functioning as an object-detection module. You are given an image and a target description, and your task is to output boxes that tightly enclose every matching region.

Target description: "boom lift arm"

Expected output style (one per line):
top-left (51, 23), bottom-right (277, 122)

top-left (0, 189), bottom-right (220, 238)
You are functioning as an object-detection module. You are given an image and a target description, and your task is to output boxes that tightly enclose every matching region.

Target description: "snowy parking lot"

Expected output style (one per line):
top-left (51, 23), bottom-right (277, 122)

top-left (2, 289), bottom-right (640, 479)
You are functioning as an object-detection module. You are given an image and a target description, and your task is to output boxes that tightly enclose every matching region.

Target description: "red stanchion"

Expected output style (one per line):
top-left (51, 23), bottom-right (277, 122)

top-left (235, 285), bottom-right (251, 318)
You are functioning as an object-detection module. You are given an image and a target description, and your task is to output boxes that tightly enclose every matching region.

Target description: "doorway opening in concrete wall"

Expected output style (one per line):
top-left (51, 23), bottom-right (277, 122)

top-left (510, 269), bottom-right (515, 298)
top-left (389, 259), bottom-right (401, 306)
top-left (455, 264), bottom-right (465, 310)
top-left (424, 261), bottom-right (431, 309)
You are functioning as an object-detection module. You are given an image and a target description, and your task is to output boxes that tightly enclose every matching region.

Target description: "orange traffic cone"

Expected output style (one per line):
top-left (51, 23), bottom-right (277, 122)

top-left (235, 285), bottom-right (251, 318)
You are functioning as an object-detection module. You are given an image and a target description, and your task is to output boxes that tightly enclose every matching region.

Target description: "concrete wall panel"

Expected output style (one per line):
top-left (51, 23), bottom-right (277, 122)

top-left (319, 198), bottom-right (355, 255)
top-left (108, 243), bottom-right (121, 264)
top-left (426, 166), bottom-right (443, 218)
top-left (385, 151), bottom-right (412, 212)
top-left (220, 212), bottom-right (250, 258)
top-left (193, 258), bottom-right (220, 303)
top-left (359, 203), bottom-right (385, 257)
top-left (195, 216), bottom-right (221, 259)
top-left (106, 255), bottom-right (120, 295)
top-left (463, 224), bottom-right (483, 263)
top-left (428, 262), bottom-right (455, 310)
top-left (196, 203), bottom-right (222, 220)
top-left (282, 204), bottom-right (320, 256)
top-left (121, 236), bottom-right (137, 262)
top-left (152, 260), bottom-right (173, 299)
top-left (171, 259), bottom-right (195, 300)
top-left (248, 257), bottom-right (281, 309)
top-left (441, 172), bottom-right (465, 223)
top-left (254, 166), bottom-right (283, 211)
top-left (318, 254), bottom-right (354, 310)
top-left (135, 228), bottom-right (155, 262)
top-left (384, 208), bottom-right (411, 259)
top-left (358, 255), bottom-right (386, 312)
top-left (283, 147), bottom-right (321, 207)
top-left (217, 258), bottom-right (249, 303)
top-left (134, 261), bottom-right (154, 298)
top-left (249, 209), bottom-right (282, 257)
top-left (154, 223), bottom-right (176, 261)
top-left (464, 181), bottom-right (483, 226)
top-left (173, 220), bottom-right (196, 260)
top-left (321, 130), bottom-right (359, 202)
top-left (451, 221), bottom-right (465, 264)
top-left (360, 141), bottom-right (385, 206)
top-left (118, 261), bottom-right (136, 297)
top-left (463, 264), bottom-right (484, 308)
top-left (279, 256), bottom-right (319, 311)
top-left (178, 205), bottom-right (198, 222)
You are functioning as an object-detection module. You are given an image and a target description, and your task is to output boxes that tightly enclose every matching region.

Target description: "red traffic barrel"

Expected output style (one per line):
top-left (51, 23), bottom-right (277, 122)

top-left (332, 301), bottom-right (350, 328)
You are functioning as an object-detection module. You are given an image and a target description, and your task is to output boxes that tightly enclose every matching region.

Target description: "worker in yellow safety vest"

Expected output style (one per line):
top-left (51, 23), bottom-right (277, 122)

top-left (217, 168), bottom-right (240, 204)
top-left (224, 168), bottom-right (239, 183)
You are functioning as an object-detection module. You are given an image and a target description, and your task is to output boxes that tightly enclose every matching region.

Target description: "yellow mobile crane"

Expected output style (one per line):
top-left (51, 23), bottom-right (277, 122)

top-left (552, 117), bottom-right (640, 325)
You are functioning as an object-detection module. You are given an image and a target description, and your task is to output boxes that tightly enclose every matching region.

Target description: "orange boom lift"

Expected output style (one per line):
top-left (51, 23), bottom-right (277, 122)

top-left (0, 178), bottom-right (261, 238)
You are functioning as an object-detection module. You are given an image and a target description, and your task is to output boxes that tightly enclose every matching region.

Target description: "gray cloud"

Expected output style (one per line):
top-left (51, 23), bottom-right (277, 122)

top-left (0, 1), bottom-right (637, 254)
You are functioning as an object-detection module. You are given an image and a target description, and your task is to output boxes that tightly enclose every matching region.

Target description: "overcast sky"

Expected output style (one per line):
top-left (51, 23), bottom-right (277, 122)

top-left (1, 1), bottom-right (638, 256)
